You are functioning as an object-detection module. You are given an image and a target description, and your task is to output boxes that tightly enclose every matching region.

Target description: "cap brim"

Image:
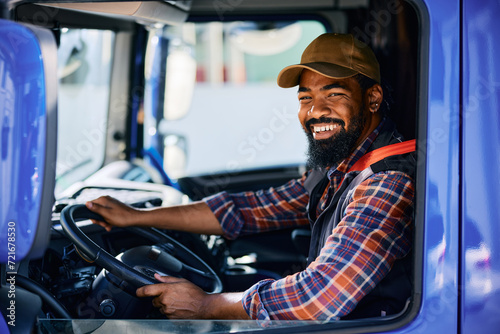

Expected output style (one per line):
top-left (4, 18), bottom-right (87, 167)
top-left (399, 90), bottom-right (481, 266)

top-left (277, 62), bottom-right (359, 88)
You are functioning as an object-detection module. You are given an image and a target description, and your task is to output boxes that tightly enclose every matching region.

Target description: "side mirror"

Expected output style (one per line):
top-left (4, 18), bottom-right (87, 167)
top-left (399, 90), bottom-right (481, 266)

top-left (163, 133), bottom-right (188, 179)
top-left (145, 31), bottom-right (196, 122)
top-left (143, 30), bottom-right (195, 179)
top-left (163, 41), bottom-right (196, 120)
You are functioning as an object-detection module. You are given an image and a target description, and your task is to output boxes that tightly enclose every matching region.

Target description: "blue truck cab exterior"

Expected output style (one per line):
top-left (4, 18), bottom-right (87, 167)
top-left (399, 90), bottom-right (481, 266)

top-left (0, 20), bottom-right (57, 263)
top-left (461, 0), bottom-right (500, 330)
top-left (0, 0), bottom-right (499, 333)
top-left (0, 18), bottom-right (58, 333)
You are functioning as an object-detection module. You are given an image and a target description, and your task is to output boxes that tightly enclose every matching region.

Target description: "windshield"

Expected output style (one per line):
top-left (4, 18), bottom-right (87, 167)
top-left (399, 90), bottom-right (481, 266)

top-left (144, 20), bottom-right (326, 179)
top-left (55, 28), bottom-right (115, 196)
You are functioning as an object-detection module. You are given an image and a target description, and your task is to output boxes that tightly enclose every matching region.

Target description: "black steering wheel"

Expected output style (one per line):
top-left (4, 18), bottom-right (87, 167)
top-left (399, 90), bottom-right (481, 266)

top-left (60, 204), bottom-right (223, 294)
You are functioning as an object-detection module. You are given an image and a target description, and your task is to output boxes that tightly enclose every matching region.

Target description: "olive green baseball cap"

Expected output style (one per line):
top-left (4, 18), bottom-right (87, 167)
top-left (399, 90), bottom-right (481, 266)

top-left (277, 33), bottom-right (380, 87)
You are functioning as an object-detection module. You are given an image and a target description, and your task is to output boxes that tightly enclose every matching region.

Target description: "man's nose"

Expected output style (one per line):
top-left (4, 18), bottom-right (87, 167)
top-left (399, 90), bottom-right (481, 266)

top-left (308, 98), bottom-right (331, 118)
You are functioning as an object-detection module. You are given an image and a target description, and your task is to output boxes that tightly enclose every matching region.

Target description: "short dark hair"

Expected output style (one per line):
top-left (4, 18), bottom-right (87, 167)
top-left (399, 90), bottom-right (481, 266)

top-left (353, 74), bottom-right (392, 116)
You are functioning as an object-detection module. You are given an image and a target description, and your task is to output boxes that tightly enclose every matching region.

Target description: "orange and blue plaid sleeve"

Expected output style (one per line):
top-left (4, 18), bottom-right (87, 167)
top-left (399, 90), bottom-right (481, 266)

top-left (203, 176), bottom-right (310, 240)
top-left (241, 170), bottom-right (414, 321)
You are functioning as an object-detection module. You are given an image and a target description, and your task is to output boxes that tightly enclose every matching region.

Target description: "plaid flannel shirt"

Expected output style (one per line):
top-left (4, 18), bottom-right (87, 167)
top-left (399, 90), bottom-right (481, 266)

top-left (203, 119), bottom-right (415, 321)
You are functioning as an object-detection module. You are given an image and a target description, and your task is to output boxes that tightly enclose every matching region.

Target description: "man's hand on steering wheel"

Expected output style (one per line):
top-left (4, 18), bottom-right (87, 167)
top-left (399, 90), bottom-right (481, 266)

top-left (137, 274), bottom-right (209, 319)
top-left (137, 274), bottom-right (250, 320)
top-left (86, 196), bottom-right (140, 231)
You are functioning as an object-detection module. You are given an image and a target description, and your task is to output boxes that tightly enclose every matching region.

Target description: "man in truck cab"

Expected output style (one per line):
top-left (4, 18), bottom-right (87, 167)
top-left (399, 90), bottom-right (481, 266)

top-left (86, 33), bottom-right (416, 321)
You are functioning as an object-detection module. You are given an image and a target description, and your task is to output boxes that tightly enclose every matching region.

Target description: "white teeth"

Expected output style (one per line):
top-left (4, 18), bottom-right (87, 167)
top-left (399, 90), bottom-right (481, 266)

top-left (313, 124), bottom-right (337, 133)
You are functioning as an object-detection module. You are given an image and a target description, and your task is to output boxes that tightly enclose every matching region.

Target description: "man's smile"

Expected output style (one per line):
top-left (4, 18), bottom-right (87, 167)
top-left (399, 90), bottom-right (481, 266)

top-left (311, 123), bottom-right (340, 140)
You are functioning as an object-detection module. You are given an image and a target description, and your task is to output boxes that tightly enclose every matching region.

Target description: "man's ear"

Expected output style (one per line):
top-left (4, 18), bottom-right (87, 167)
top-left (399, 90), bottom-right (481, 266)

top-left (367, 84), bottom-right (383, 113)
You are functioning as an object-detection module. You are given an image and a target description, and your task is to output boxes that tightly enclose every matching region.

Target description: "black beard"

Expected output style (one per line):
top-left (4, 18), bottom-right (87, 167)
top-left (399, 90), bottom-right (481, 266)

top-left (304, 112), bottom-right (365, 169)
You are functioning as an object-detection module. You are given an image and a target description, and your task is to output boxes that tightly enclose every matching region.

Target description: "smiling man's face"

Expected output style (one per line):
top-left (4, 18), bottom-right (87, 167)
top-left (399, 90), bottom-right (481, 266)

top-left (297, 69), bottom-right (382, 168)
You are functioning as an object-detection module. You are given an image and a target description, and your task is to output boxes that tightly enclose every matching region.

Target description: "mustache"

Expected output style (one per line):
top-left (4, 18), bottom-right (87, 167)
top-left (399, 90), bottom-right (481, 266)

top-left (304, 117), bottom-right (345, 129)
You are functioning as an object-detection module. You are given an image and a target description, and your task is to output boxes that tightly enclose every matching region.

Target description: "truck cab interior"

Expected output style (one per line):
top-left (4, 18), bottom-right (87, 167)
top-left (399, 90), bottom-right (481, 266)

top-left (1, 0), bottom-right (432, 333)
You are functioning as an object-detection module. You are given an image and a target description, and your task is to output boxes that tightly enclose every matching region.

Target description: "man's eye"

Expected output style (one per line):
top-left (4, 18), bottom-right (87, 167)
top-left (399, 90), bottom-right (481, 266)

top-left (328, 92), bottom-right (343, 97)
top-left (299, 96), bottom-right (311, 102)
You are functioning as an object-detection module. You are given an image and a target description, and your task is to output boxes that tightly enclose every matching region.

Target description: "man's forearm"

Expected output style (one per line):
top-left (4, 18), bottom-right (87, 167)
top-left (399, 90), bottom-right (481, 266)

top-left (138, 201), bottom-right (224, 235)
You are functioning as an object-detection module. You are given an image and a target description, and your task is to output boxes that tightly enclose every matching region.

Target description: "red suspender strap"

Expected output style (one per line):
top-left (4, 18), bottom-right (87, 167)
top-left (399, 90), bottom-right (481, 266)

top-left (348, 139), bottom-right (416, 173)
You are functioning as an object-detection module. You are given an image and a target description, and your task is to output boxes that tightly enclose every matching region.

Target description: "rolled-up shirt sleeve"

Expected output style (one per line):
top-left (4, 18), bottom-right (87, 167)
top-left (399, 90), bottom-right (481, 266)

top-left (203, 176), bottom-right (310, 240)
top-left (241, 171), bottom-right (415, 321)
